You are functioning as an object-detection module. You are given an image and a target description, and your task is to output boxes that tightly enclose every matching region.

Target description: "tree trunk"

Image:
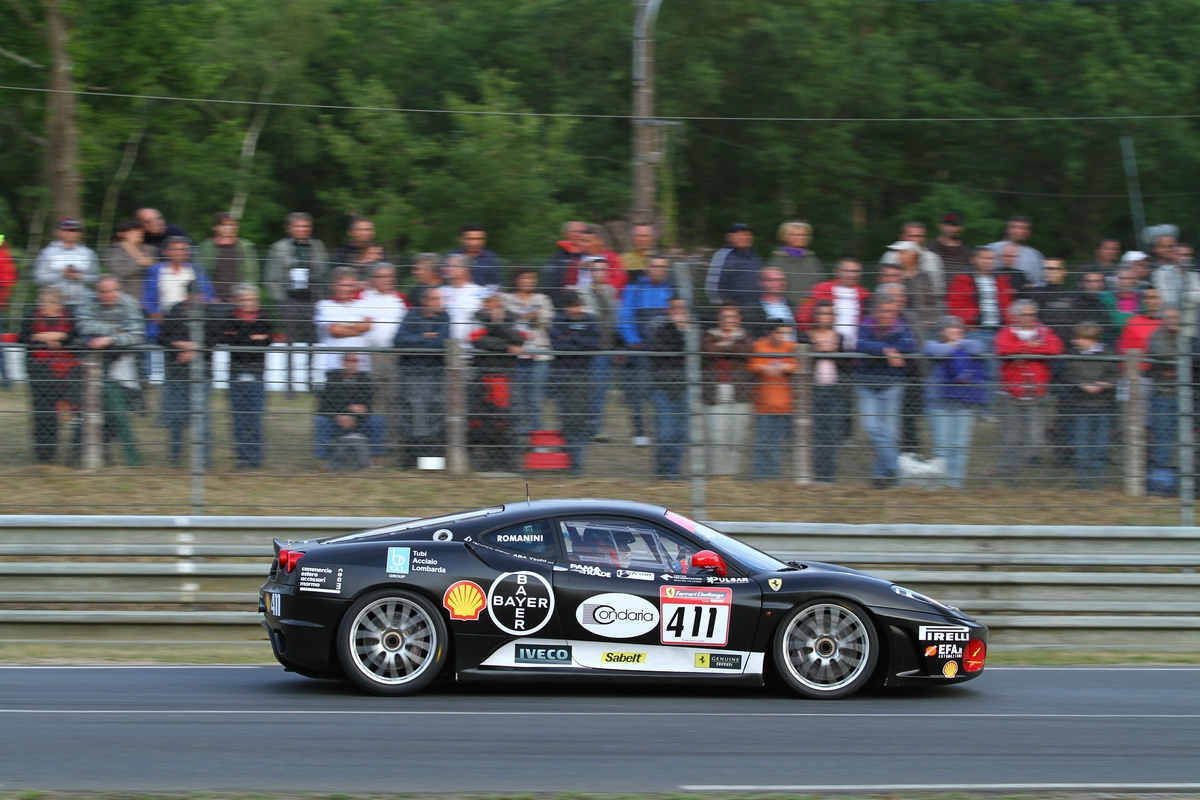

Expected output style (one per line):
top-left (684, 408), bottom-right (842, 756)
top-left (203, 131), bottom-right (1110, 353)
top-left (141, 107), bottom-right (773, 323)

top-left (229, 80), bottom-right (275, 221)
top-left (44, 0), bottom-right (81, 223)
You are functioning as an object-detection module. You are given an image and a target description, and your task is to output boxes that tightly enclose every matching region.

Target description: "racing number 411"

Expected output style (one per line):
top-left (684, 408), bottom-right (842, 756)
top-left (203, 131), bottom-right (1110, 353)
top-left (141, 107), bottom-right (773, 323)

top-left (659, 587), bottom-right (731, 646)
top-left (665, 605), bottom-right (719, 640)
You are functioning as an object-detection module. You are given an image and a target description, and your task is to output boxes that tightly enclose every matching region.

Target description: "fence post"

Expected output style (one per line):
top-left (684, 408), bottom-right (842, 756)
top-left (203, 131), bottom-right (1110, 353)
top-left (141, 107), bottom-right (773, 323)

top-left (793, 342), bottom-right (813, 485)
top-left (445, 337), bottom-right (469, 475)
top-left (188, 307), bottom-right (206, 515)
top-left (675, 258), bottom-right (706, 517)
top-left (1123, 349), bottom-right (1145, 497)
top-left (81, 351), bottom-right (103, 470)
top-left (1178, 343), bottom-right (1194, 526)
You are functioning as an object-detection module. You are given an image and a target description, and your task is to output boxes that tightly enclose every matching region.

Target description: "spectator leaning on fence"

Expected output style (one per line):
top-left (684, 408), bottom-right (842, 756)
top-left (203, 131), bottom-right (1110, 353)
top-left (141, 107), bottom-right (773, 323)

top-left (645, 295), bottom-right (691, 479)
top-left (394, 287), bottom-right (450, 467)
top-left (1072, 271), bottom-right (1117, 344)
top-left (799, 300), bottom-right (851, 484)
top-left (504, 268), bottom-right (554, 435)
top-left (317, 351), bottom-right (382, 471)
top-left (265, 212), bottom-right (330, 393)
top-left (550, 291), bottom-right (600, 474)
top-left (142, 236), bottom-right (216, 341)
top-left (749, 319), bottom-right (798, 480)
top-left (217, 284), bottom-right (274, 470)
top-left (768, 220), bottom-right (824, 310)
top-left (105, 220), bottom-right (156, 305)
top-left (76, 275), bottom-right (145, 467)
top-left (448, 223), bottom-right (502, 289)
top-left (923, 315), bottom-right (988, 489)
top-left (876, 281), bottom-right (927, 455)
top-left (947, 247), bottom-right (1014, 409)
top-left (855, 294), bottom-right (918, 489)
top-left (19, 285), bottom-right (81, 464)
top-left (619, 255), bottom-right (675, 447)
top-left (799, 257), bottom-right (870, 348)
top-left (35, 218), bottom-right (99, 307)
top-left (468, 292), bottom-right (526, 472)
top-left (1146, 307), bottom-right (1185, 489)
top-left (196, 212), bottom-right (259, 302)
top-left (441, 254), bottom-right (488, 342)
top-left (702, 303), bottom-right (754, 477)
top-left (357, 263), bottom-right (407, 457)
top-left (314, 267), bottom-right (374, 377)
top-left (993, 299), bottom-right (1064, 478)
top-left (542, 221), bottom-right (589, 304)
top-left (706, 222), bottom-right (763, 307)
top-left (158, 280), bottom-right (217, 468)
top-left (1116, 287), bottom-right (1163, 363)
top-left (1063, 322), bottom-right (1119, 484)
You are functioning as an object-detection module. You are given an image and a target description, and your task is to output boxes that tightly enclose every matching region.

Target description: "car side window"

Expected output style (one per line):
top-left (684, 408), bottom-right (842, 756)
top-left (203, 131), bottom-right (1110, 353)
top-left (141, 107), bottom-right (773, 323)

top-left (560, 519), bottom-right (700, 574)
top-left (480, 519), bottom-right (557, 558)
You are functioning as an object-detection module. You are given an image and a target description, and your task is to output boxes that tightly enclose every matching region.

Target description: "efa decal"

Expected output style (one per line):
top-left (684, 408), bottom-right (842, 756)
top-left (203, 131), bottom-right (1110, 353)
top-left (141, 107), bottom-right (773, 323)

top-left (443, 580), bottom-right (486, 621)
top-left (487, 571), bottom-right (554, 636)
top-left (575, 593), bottom-right (660, 638)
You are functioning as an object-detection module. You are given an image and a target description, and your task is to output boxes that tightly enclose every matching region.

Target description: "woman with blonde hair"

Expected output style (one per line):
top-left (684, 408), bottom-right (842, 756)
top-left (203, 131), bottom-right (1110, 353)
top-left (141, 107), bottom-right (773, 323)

top-left (769, 220), bottom-right (824, 308)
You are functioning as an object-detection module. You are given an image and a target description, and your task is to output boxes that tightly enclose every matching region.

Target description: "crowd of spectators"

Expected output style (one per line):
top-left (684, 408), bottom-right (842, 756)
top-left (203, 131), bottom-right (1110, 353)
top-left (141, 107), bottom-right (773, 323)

top-left (6, 209), bottom-right (1196, 490)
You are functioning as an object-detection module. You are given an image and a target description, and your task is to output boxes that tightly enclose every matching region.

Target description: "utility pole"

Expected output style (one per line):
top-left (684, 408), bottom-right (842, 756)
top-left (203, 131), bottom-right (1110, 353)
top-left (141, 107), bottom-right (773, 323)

top-left (1119, 136), bottom-right (1147, 247)
top-left (632, 0), bottom-right (664, 226)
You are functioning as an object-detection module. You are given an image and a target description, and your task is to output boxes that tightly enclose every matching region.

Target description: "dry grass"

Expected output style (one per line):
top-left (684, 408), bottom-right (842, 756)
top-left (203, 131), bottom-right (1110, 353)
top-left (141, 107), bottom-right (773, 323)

top-left (0, 383), bottom-right (1180, 523)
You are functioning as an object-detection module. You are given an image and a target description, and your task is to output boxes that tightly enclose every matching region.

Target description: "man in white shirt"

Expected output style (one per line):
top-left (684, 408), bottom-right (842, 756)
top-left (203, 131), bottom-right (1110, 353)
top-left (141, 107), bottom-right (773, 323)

top-left (1151, 237), bottom-right (1200, 329)
top-left (879, 221), bottom-right (945, 296)
top-left (314, 267), bottom-right (373, 378)
top-left (34, 218), bottom-right (99, 306)
top-left (987, 215), bottom-right (1045, 286)
top-left (356, 263), bottom-right (407, 457)
top-left (440, 254), bottom-right (487, 342)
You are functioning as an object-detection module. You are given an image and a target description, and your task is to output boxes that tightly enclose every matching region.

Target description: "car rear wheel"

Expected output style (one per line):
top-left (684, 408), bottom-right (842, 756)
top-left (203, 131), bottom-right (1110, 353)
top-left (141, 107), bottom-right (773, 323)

top-left (773, 599), bottom-right (878, 699)
top-left (337, 589), bottom-right (448, 696)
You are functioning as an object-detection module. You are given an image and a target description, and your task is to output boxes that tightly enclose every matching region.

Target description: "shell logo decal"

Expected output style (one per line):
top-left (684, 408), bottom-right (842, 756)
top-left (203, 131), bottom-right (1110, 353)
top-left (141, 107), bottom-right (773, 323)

top-left (942, 660), bottom-right (959, 678)
top-left (443, 580), bottom-right (486, 621)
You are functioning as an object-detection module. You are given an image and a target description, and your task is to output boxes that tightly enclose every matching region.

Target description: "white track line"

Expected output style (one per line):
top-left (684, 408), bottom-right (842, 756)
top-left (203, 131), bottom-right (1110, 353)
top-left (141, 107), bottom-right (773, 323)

top-left (681, 784), bottom-right (1200, 792)
top-left (0, 709), bottom-right (1198, 718)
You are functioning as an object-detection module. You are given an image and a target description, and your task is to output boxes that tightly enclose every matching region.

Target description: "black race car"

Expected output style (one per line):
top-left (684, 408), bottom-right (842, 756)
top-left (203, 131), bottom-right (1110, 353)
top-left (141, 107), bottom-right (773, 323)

top-left (260, 499), bottom-right (987, 699)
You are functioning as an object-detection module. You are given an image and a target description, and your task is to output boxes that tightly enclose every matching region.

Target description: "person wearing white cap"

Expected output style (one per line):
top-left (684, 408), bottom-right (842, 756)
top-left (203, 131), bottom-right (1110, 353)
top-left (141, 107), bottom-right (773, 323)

top-left (880, 222), bottom-right (944, 296)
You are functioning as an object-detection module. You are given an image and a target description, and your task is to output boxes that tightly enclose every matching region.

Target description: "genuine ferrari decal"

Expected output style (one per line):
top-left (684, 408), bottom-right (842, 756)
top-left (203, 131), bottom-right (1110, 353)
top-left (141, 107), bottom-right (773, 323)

top-left (516, 645), bottom-right (572, 664)
top-left (694, 652), bottom-right (742, 670)
top-left (298, 565), bottom-right (343, 594)
top-left (575, 593), bottom-right (659, 638)
top-left (487, 571), bottom-right (554, 635)
top-left (443, 580), bottom-right (486, 621)
top-left (919, 624), bottom-right (969, 642)
top-left (768, 578), bottom-right (782, 591)
top-left (386, 547), bottom-right (411, 576)
top-left (660, 586), bottom-right (731, 646)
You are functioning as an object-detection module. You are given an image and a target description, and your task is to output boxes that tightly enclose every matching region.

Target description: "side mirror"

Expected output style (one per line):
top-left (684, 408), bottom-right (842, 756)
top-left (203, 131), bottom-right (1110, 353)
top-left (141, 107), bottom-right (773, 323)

top-left (690, 550), bottom-right (727, 577)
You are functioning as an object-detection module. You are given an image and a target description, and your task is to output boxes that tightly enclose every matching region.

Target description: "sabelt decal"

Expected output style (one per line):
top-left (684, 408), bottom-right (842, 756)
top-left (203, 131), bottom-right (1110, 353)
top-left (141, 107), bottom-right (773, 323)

top-left (386, 546), bottom-right (411, 576)
top-left (443, 580), bottom-right (486, 621)
top-left (487, 571), bottom-right (554, 636)
top-left (768, 578), bottom-right (782, 592)
top-left (616, 569), bottom-right (655, 581)
top-left (919, 624), bottom-right (970, 642)
top-left (575, 593), bottom-right (660, 638)
top-left (694, 652), bottom-right (742, 670)
top-left (515, 645), bottom-right (573, 664)
top-left (660, 586), bottom-right (732, 646)
top-left (943, 660), bottom-right (960, 678)
top-left (601, 651), bottom-right (646, 664)
top-left (298, 565), bottom-right (343, 594)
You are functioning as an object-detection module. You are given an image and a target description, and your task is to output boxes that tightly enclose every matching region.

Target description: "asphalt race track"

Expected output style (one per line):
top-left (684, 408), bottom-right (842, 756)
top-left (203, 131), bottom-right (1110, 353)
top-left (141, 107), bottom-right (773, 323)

top-left (1, 666), bottom-right (1199, 792)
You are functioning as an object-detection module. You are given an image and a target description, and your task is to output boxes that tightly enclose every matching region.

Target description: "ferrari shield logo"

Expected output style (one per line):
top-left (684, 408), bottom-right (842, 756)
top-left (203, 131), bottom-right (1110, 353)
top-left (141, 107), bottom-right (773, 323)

top-left (768, 578), bottom-right (782, 592)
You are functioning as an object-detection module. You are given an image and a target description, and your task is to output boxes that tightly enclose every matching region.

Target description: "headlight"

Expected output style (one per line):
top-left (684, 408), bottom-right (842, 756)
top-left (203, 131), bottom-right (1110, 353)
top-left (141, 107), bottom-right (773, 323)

top-left (891, 584), bottom-right (957, 611)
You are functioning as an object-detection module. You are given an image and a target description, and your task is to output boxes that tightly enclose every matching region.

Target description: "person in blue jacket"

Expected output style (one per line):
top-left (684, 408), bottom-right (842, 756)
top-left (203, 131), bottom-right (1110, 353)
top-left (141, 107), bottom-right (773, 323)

top-left (922, 315), bottom-right (988, 488)
top-left (550, 291), bottom-right (601, 473)
top-left (394, 287), bottom-right (451, 467)
top-left (855, 286), bottom-right (918, 488)
top-left (617, 255), bottom-right (674, 446)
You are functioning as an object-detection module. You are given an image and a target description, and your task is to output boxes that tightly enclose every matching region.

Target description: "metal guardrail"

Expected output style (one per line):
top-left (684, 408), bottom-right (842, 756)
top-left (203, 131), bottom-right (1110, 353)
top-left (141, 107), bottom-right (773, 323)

top-left (0, 516), bottom-right (1197, 648)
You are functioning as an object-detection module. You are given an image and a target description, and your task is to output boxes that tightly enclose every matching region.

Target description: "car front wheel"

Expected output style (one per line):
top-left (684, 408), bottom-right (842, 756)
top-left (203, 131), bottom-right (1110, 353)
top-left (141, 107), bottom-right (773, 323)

top-left (773, 599), bottom-right (878, 699)
top-left (337, 589), bottom-right (448, 696)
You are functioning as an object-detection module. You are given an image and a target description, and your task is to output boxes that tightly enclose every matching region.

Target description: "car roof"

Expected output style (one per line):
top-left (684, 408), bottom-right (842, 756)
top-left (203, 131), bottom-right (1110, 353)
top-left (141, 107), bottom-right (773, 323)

top-left (499, 498), bottom-right (671, 520)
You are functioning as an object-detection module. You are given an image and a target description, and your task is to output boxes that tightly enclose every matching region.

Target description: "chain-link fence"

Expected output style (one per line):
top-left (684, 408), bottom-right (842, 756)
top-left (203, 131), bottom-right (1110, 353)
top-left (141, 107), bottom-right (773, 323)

top-left (2, 252), bottom-right (1195, 523)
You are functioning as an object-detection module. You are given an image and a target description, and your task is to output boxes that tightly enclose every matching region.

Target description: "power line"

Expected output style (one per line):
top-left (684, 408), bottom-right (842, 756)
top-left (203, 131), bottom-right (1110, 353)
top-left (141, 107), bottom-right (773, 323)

top-left (2, 83), bottom-right (1200, 123)
top-left (692, 130), bottom-right (1200, 198)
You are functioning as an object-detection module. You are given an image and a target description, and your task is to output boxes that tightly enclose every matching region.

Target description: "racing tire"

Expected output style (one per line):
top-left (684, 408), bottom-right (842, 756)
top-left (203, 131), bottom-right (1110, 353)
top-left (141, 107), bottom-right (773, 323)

top-left (773, 598), bottom-right (879, 700)
top-left (337, 588), bottom-right (449, 696)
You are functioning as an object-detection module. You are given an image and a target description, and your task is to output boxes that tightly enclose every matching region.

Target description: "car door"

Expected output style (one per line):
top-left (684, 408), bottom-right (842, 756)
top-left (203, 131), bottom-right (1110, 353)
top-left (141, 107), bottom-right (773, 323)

top-left (551, 515), bottom-right (762, 675)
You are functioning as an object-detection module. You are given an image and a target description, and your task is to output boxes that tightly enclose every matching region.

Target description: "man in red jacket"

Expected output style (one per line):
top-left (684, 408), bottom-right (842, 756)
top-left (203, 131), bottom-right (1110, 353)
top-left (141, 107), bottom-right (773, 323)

top-left (797, 257), bottom-right (871, 348)
top-left (0, 235), bottom-right (18, 389)
top-left (946, 247), bottom-right (1016, 414)
top-left (993, 298), bottom-right (1064, 476)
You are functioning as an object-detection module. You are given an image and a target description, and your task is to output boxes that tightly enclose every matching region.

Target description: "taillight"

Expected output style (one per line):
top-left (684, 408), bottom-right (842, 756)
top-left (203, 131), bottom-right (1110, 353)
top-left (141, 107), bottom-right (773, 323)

top-left (278, 548), bottom-right (306, 573)
top-left (964, 638), bottom-right (986, 672)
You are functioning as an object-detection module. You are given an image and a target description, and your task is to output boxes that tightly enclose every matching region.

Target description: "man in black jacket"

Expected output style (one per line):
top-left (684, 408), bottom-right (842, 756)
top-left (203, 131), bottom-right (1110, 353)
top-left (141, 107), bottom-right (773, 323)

top-left (646, 296), bottom-right (691, 478)
top-left (216, 284), bottom-right (275, 468)
top-left (550, 291), bottom-right (600, 473)
top-left (468, 293), bottom-right (526, 471)
top-left (158, 281), bottom-right (218, 467)
top-left (705, 223), bottom-right (763, 309)
top-left (317, 352), bottom-right (379, 470)
top-left (394, 288), bottom-right (451, 467)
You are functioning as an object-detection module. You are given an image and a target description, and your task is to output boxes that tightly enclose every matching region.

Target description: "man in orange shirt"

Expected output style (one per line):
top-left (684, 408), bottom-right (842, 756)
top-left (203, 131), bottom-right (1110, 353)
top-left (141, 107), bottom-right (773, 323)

top-left (749, 320), bottom-right (798, 479)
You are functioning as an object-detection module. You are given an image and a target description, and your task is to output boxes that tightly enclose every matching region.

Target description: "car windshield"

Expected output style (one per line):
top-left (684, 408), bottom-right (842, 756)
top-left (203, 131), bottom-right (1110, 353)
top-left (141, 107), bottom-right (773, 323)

top-left (665, 510), bottom-right (788, 573)
top-left (320, 507), bottom-right (504, 544)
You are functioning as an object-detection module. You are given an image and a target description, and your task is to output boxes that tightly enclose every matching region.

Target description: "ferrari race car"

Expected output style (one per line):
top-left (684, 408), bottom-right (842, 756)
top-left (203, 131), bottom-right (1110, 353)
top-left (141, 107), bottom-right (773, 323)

top-left (260, 499), bottom-right (987, 698)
